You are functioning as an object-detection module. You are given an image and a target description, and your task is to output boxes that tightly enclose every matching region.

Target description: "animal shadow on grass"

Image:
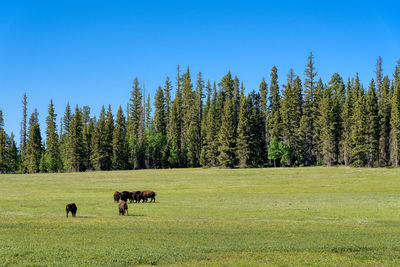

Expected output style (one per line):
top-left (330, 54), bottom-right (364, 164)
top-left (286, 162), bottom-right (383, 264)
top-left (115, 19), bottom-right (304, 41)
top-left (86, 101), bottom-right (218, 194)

top-left (126, 213), bottom-right (146, 217)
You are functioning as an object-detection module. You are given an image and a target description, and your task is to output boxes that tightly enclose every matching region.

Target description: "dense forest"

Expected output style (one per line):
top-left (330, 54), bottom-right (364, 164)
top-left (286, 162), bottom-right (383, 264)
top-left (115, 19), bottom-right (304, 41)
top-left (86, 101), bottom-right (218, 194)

top-left (1, 53), bottom-right (400, 173)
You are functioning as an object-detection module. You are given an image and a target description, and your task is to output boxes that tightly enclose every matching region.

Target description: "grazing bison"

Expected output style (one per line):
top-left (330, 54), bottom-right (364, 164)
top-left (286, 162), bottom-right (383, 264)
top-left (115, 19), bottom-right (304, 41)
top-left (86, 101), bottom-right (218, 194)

top-left (66, 203), bottom-right (77, 218)
top-left (113, 191), bottom-right (121, 202)
top-left (120, 191), bottom-right (133, 202)
top-left (131, 191), bottom-right (141, 203)
top-left (139, 190), bottom-right (156, 203)
top-left (119, 201), bottom-right (128, 215)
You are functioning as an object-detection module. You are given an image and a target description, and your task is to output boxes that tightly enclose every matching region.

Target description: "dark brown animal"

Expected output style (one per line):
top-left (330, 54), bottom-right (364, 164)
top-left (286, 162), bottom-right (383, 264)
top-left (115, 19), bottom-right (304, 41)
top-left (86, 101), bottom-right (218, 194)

top-left (131, 191), bottom-right (141, 203)
top-left (139, 190), bottom-right (156, 203)
top-left (120, 191), bottom-right (133, 202)
top-left (119, 201), bottom-right (128, 215)
top-left (66, 203), bottom-right (77, 217)
top-left (113, 191), bottom-right (121, 202)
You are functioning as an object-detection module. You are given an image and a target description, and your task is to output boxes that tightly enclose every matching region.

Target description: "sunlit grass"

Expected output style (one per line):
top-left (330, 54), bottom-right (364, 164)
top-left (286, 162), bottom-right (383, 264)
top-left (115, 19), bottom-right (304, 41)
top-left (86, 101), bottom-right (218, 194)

top-left (0, 167), bottom-right (400, 266)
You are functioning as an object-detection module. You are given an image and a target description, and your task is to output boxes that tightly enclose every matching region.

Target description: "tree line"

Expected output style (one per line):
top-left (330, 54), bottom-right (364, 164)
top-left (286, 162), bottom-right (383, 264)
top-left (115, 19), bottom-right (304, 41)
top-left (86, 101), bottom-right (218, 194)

top-left (1, 53), bottom-right (400, 173)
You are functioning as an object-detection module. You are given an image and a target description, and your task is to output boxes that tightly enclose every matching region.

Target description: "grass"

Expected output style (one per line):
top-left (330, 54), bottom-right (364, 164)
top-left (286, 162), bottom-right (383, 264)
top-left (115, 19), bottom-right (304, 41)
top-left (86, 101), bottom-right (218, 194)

top-left (0, 167), bottom-right (400, 266)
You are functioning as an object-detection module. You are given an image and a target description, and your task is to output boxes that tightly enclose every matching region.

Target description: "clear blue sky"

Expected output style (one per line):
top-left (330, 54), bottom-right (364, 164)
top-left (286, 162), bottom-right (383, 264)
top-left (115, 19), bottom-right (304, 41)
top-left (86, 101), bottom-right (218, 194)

top-left (1, 1), bottom-right (399, 143)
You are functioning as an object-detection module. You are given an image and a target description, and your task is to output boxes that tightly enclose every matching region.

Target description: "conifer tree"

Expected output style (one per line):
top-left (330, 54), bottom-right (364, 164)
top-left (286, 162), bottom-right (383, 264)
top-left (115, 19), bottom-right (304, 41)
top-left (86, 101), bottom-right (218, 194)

top-left (365, 79), bottom-right (380, 167)
top-left (266, 66), bottom-right (281, 144)
top-left (200, 80), bottom-right (211, 166)
top-left (20, 93), bottom-right (28, 167)
top-left (45, 99), bottom-right (61, 172)
top-left (218, 98), bottom-right (236, 168)
top-left (91, 106), bottom-right (108, 170)
top-left (351, 83), bottom-right (368, 167)
top-left (281, 71), bottom-right (303, 165)
top-left (236, 92), bottom-right (251, 167)
top-left (390, 60), bottom-right (400, 166)
top-left (153, 86), bottom-right (166, 135)
top-left (378, 76), bottom-right (391, 166)
top-left (83, 118), bottom-right (94, 171)
top-left (202, 83), bottom-right (219, 166)
top-left (0, 117), bottom-right (7, 172)
top-left (5, 133), bottom-right (18, 172)
top-left (25, 109), bottom-right (42, 173)
top-left (164, 76), bottom-right (172, 125)
top-left (112, 106), bottom-right (129, 170)
top-left (104, 105), bottom-right (114, 170)
top-left (341, 78), bottom-right (354, 166)
top-left (299, 53), bottom-right (318, 165)
top-left (145, 93), bottom-right (151, 129)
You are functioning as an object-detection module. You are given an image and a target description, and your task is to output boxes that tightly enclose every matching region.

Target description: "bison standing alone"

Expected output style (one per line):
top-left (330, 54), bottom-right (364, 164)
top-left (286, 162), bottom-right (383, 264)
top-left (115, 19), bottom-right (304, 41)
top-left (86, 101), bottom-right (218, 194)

top-left (119, 201), bottom-right (128, 215)
top-left (66, 203), bottom-right (77, 218)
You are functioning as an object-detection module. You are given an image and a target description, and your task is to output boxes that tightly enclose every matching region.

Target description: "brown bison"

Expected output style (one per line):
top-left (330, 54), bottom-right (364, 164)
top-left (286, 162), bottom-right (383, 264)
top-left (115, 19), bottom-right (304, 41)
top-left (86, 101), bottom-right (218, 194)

top-left (139, 190), bottom-right (156, 203)
top-left (113, 191), bottom-right (121, 202)
top-left (66, 203), bottom-right (77, 217)
top-left (120, 191), bottom-right (133, 202)
top-left (119, 201), bottom-right (128, 215)
top-left (131, 191), bottom-right (141, 203)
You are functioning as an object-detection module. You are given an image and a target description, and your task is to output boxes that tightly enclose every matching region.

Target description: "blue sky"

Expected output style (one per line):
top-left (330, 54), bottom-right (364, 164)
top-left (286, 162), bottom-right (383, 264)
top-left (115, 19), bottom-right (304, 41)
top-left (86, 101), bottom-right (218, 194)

top-left (1, 1), bottom-right (399, 142)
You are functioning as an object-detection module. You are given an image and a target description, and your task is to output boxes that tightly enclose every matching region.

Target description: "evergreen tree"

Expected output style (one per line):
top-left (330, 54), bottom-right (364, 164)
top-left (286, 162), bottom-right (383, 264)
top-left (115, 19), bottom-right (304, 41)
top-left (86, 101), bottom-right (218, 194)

top-left (266, 66), bottom-right (281, 144)
top-left (45, 99), bottom-right (61, 172)
top-left (66, 105), bottom-right (84, 172)
top-left (104, 105), bottom-right (114, 170)
top-left (145, 93), bottom-right (152, 130)
top-left (378, 76), bottom-right (391, 166)
top-left (5, 133), bottom-right (18, 172)
top-left (112, 106), bottom-right (129, 170)
top-left (200, 80), bottom-right (211, 166)
top-left (83, 118), bottom-right (95, 171)
top-left (351, 83), bottom-right (368, 167)
top-left (153, 86), bottom-right (166, 135)
top-left (365, 79), bottom-right (380, 167)
top-left (25, 109), bottom-right (42, 173)
top-left (390, 60), bottom-right (400, 166)
top-left (0, 124), bottom-right (7, 173)
top-left (218, 98), bottom-right (236, 168)
top-left (63, 102), bottom-right (72, 136)
top-left (236, 92), bottom-right (251, 167)
top-left (203, 82), bottom-right (219, 166)
top-left (281, 71), bottom-right (303, 165)
top-left (91, 106), bottom-right (108, 170)
top-left (299, 53), bottom-right (318, 165)
top-left (164, 76), bottom-right (172, 125)
top-left (341, 78), bottom-right (354, 166)
top-left (20, 93), bottom-right (28, 169)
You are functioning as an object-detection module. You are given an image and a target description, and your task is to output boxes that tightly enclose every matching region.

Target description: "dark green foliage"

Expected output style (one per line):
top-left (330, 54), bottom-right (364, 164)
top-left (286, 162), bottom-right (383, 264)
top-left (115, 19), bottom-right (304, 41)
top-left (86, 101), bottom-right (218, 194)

top-left (66, 105), bottom-right (85, 172)
top-left (281, 70), bottom-right (302, 165)
top-left (266, 66), bottom-right (281, 144)
top-left (45, 99), bottom-right (61, 172)
top-left (154, 86), bottom-right (166, 135)
top-left (112, 106), bottom-right (129, 170)
top-left (218, 98), bottom-right (236, 168)
top-left (25, 109), bottom-right (42, 173)
top-left (365, 80), bottom-right (380, 167)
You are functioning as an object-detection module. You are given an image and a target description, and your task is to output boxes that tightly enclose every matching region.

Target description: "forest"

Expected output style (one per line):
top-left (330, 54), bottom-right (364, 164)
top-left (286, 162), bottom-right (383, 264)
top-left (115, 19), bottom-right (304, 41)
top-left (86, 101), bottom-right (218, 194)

top-left (1, 53), bottom-right (400, 173)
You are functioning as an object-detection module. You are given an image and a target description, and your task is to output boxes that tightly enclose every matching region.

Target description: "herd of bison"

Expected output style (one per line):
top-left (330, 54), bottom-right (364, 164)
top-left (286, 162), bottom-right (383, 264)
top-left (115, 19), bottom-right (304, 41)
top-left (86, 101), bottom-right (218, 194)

top-left (65, 190), bottom-right (156, 217)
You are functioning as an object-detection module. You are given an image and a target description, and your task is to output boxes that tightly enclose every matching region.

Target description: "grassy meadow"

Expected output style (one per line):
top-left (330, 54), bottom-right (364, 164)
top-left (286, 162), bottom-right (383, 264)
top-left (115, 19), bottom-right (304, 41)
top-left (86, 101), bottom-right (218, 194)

top-left (0, 167), bottom-right (400, 266)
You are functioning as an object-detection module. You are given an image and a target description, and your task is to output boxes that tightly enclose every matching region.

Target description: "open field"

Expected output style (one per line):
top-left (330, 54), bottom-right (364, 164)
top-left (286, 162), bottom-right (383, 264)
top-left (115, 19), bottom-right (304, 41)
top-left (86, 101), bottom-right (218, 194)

top-left (0, 167), bottom-right (400, 266)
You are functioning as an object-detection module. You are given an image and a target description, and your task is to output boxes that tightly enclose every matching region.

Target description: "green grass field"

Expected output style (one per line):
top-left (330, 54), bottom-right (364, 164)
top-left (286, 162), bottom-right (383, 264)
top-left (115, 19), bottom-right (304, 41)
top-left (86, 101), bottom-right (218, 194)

top-left (0, 167), bottom-right (400, 266)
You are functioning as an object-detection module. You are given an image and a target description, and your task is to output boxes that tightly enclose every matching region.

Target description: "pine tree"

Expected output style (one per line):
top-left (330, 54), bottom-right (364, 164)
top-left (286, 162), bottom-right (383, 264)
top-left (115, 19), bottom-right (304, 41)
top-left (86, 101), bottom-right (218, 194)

top-left (91, 106), bottom-right (108, 170)
top-left (44, 99), bottom-right (61, 172)
top-left (112, 106), bottom-right (129, 170)
top-left (236, 92), bottom-right (251, 167)
top-left (164, 76), bottom-right (172, 125)
top-left (365, 79), bottom-right (380, 167)
top-left (266, 66), bottom-right (281, 144)
top-left (0, 120), bottom-right (7, 173)
top-left (25, 109), bottom-right (42, 173)
top-left (129, 77), bottom-right (142, 140)
top-left (145, 93), bottom-right (152, 130)
top-left (20, 93), bottom-right (28, 170)
top-left (351, 83), bottom-right (368, 167)
top-left (83, 118), bottom-right (94, 171)
top-left (203, 82), bottom-right (219, 166)
top-left (218, 98), bottom-right (236, 168)
top-left (281, 71), bottom-right (303, 165)
top-left (390, 60), bottom-right (400, 166)
top-left (299, 53), bottom-right (318, 165)
top-left (378, 76), bottom-right (391, 166)
top-left (5, 133), bottom-right (18, 172)
top-left (63, 103), bottom-right (72, 136)
top-left (341, 78), bottom-right (354, 166)
top-left (200, 80), bottom-right (211, 166)
top-left (104, 105), bottom-right (114, 170)
top-left (153, 86), bottom-right (166, 135)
